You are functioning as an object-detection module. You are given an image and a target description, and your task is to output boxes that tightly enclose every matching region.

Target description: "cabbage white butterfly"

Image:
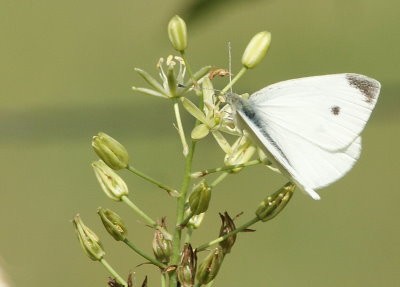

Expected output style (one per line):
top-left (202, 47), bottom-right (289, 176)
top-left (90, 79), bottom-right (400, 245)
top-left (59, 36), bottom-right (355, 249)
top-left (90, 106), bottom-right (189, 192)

top-left (228, 73), bottom-right (381, 200)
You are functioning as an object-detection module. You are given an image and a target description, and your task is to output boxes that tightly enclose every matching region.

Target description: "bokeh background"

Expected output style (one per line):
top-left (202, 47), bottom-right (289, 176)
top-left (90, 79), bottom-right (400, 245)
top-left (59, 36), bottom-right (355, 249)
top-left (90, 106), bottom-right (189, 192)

top-left (1, 0), bottom-right (399, 286)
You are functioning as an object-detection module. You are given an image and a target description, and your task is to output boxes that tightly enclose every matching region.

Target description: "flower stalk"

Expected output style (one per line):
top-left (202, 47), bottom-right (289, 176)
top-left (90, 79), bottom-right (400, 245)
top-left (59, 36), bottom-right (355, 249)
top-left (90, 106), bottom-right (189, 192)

top-left (73, 14), bottom-right (301, 287)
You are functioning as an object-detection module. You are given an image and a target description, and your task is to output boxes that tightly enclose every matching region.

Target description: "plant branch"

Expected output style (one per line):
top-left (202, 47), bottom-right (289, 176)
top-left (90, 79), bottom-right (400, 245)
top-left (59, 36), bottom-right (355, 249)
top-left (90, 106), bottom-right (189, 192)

top-left (126, 165), bottom-right (179, 197)
top-left (196, 216), bottom-right (260, 252)
top-left (123, 238), bottom-right (166, 269)
top-left (192, 159), bottom-right (263, 178)
top-left (100, 258), bottom-right (128, 287)
top-left (220, 66), bottom-right (247, 95)
top-left (209, 172), bottom-right (229, 189)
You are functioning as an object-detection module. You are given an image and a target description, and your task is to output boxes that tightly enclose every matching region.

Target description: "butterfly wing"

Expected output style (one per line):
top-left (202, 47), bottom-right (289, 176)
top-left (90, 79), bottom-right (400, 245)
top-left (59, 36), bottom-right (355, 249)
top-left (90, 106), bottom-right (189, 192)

top-left (236, 73), bottom-right (380, 199)
top-left (249, 74), bottom-right (380, 151)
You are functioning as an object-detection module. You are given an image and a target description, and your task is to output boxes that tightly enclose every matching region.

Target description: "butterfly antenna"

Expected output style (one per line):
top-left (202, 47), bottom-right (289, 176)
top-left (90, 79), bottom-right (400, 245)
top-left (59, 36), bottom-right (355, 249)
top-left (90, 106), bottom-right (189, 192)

top-left (228, 41), bottom-right (233, 94)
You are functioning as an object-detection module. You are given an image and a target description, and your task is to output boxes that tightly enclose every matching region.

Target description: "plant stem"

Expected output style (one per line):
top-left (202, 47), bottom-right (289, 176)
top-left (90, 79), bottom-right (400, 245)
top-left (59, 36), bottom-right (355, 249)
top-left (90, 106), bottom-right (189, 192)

top-left (179, 210), bottom-right (194, 229)
top-left (220, 66), bottom-right (248, 95)
top-left (121, 195), bottom-right (156, 227)
top-left (169, 54), bottom-right (203, 287)
top-left (121, 195), bottom-right (172, 240)
top-left (100, 258), bottom-right (128, 287)
top-left (161, 272), bottom-right (167, 287)
top-left (123, 238), bottom-right (166, 269)
top-left (180, 51), bottom-right (195, 85)
top-left (209, 172), bottom-right (229, 189)
top-left (185, 228), bottom-right (193, 243)
top-left (126, 165), bottom-right (179, 197)
top-left (169, 140), bottom-right (197, 287)
top-left (192, 159), bottom-right (263, 178)
top-left (196, 216), bottom-right (260, 252)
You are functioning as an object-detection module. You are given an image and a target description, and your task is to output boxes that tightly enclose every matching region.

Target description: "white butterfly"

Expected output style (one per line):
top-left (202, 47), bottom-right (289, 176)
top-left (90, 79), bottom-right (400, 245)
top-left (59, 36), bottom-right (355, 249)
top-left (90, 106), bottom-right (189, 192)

top-left (229, 73), bottom-right (381, 200)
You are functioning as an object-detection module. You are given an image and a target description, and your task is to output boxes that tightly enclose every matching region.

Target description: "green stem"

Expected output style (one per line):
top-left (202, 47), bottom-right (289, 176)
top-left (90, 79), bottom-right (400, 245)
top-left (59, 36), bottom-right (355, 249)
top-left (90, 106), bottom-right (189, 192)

top-left (169, 140), bottom-right (197, 287)
top-left (220, 67), bottom-right (248, 95)
top-left (196, 216), bottom-right (260, 252)
top-left (185, 228), bottom-right (193, 243)
top-left (179, 210), bottom-right (194, 229)
top-left (161, 273), bottom-right (167, 287)
top-left (192, 159), bottom-right (263, 178)
top-left (121, 195), bottom-right (156, 226)
top-left (209, 172), bottom-right (229, 189)
top-left (194, 283), bottom-right (202, 287)
top-left (126, 165), bottom-right (179, 197)
top-left (100, 258), bottom-right (128, 287)
top-left (121, 195), bottom-right (172, 240)
top-left (123, 238), bottom-right (166, 269)
top-left (169, 54), bottom-right (203, 287)
top-left (180, 51), bottom-right (195, 85)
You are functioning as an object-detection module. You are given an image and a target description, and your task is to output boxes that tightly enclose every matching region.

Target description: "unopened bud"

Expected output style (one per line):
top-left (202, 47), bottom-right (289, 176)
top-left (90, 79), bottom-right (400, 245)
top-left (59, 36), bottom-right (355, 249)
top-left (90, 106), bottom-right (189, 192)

top-left (218, 212), bottom-right (236, 254)
top-left (196, 247), bottom-right (224, 285)
top-left (168, 15), bottom-right (187, 52)
top-left (152, 218), bottom-right (173, 263)
top-left (188, 181), bottom-right (211, 215)
top-left (72, 214), bottom-right (105, 261)
top-left (241, 31), bottom-right (271, 69)
top-left (97, 207), bottom-right (127, 241)
top-left (92, 160), bottom-right (129, 201)
top-left (92, 132), bottom-right (129, 170)
top-left (177, 244), bottom-right (197, 287)
top-left (255, 182), bottom-right (295, 222)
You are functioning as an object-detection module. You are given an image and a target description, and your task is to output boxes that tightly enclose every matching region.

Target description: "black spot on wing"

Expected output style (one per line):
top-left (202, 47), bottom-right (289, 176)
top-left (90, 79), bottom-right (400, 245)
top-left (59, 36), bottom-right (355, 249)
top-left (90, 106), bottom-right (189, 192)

top-left (331, 105), bottom-right (340, 115)
top-left (346, 74), bottom-right (380, 104)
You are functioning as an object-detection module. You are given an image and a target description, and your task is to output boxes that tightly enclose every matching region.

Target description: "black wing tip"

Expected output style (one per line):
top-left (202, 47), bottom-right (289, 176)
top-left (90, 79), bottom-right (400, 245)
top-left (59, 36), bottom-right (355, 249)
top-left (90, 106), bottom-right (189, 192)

top-left (345, 73), bottom-right (381, 104)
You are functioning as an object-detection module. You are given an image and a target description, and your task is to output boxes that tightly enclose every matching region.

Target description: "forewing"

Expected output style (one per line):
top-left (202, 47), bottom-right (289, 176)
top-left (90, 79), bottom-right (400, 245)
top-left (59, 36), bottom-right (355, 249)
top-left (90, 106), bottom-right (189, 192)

top-left (249, 74), bottom-right (380, 151)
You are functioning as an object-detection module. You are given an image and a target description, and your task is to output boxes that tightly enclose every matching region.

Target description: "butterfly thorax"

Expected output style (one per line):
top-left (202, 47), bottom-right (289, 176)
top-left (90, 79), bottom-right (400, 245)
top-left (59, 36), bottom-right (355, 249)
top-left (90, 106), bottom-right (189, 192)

top-left (226, 92), bottom-right (256, 119)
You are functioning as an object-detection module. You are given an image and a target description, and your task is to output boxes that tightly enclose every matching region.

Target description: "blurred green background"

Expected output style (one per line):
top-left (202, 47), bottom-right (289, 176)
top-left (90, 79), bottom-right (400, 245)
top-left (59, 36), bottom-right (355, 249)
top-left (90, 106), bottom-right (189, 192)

top-left (1, 0), bottom-right (399, 286)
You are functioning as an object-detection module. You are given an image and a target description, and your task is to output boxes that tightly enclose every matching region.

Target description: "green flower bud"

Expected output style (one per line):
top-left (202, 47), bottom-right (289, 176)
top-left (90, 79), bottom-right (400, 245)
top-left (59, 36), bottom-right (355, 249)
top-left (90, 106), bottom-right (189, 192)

top-left (218, 212), bottom-right (236, 254)
top-left (97, 207), bottom-right (127, 241)
top-left (72, 214), bottom-right (105, 261)
top-left (177, 244), bottom-right (197, 287)
top-left (92, 160), bottom-right (129, 201)
top-left (188, 181), bottom-right (211, 215)
top-left (255, 182), bottom-right (295, 222)
top-left (152, 218), bottom-right (173, 263)
top-left (168, 15), bottom-right (188, 52)
top-left (92, 132), bottom-right (129, 170)
top-left (196, 247), bottom-right (224, 285)
top-left (241, 31), bottom-right (271, 69)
